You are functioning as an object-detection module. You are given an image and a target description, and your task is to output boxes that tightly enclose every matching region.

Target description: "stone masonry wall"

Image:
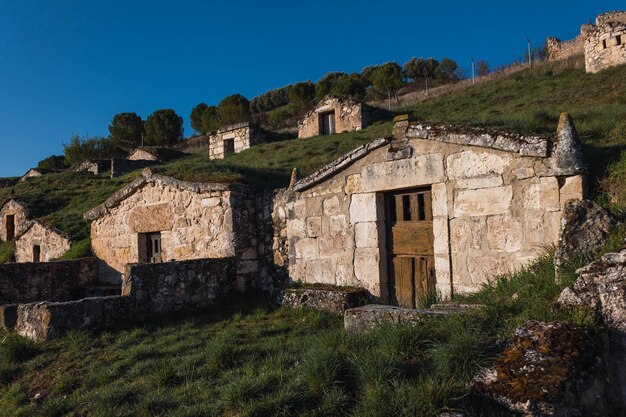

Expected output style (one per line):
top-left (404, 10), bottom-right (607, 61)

top-left (298, 97), bottom-right (366, 139)
top-left (585, 17), bottom-right (626, 73)
top-left (14, 257), bottom-right (235, 340)
top-left (547, 28), bottom-right (588, 61)
top-left (0, 257), bottom-right (98, 304)
top-left (209, 122), bottom-right (264, 160)
top-left (129, 149), bottom-right (159, 161)
top-left (0, 199), bottom-right (29, 242)
top-left (286, 118), bottom-right (586, 300)
top-left (15, 222), bottom-right (71, 263)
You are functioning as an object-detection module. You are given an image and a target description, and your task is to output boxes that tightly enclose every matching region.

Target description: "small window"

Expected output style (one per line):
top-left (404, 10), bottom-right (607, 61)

top-left (602, 39), bottom-right (607, 49)
top-left (402, 195), bottom-right (411, 221)
top-left (616, 35), bottom-right (622, 46)
top-left (223, 139), bottom-right (235, 158)
top-left (33, 245), bottom-right (41, 263)
top-left (6, 215), bottom-right (15, 241)
top-left (417, 194), bottom-right (426, 220)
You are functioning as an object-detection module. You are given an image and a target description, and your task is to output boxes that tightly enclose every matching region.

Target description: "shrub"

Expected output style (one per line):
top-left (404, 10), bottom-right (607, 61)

top-left (0, 333), bottom-right (40, 363)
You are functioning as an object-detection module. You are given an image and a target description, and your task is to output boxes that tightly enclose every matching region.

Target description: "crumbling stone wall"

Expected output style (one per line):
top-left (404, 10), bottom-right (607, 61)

top-left (298, 97), bottom-right (370, 139)
top-left (0, 258), bottom-right (98, 304)
top-left (15, 222), bottom-right (71, 262)
top-left (285, 114), bottom-right (586, 299)
top-left (546, 26), bottom-right (589, 61)
top-left (585, 12), bottom-right (626, 73)
top-left (0, 199), bottom-right (29, 242)
top-left (208, 122), bottom-right (265, 160)
top-left (86, 171), bottom-right (258, 288)
top-left (76, 160), bottom-right (112, 175)
top-left (13, 257), bottom-right (235, 340)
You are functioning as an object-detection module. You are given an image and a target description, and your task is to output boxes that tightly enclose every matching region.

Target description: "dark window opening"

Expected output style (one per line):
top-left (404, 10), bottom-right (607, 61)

top-left (6, 215), bottom-right (15, 241)
top-left (402, 195), bottom-right (412, 221)
top-left (616, 35), bottom-right (622, 46)
top-left (417, 194), bottom-right (426, 220)
top-left (33, 245), bottom-right (41, 263)
top-left (602, 39), bottom-right (607, 49)
top-left (223, 139), bottom-right (235, 158)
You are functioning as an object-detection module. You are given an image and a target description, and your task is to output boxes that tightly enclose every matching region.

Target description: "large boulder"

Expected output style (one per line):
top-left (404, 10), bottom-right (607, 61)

top-left (472, 320), bottom-right (610, 417)
top-left (554, 200), bottom-right (617, 272)
top-left (558, 248), bottom-right (626, 412)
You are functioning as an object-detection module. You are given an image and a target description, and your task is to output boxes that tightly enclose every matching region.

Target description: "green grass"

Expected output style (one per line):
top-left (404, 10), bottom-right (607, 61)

top-left (0, 241), bottom-right (15, 264)
top-left (0, 172), bottom-right (140, 241)
top-left (54, 238), bottom-right (92, 261)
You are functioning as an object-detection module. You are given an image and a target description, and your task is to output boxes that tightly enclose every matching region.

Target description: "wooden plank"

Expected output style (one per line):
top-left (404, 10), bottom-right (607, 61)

top-left (393, 256), bottom-right (414, 308)
top-left (391, 222), bottom-right (434, 255)
top-left (423, 191), bottom-right (433, 221)
top-left (395, 195), bottom-right (404, 222)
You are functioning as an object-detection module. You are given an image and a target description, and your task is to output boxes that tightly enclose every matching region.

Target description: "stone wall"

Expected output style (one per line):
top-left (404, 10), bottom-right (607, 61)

top-left (546, 28), bottom-right (588, 61)
top-left (128, 149), bottom-right (159, 161)
top-left (122, 257), bottom-right (235, 318)
top-left (0, 257), bottom-right (99, 304)
top-left (208, 122), bottom-right (265, 160)
top-left (285, 114), bottom-right (586, 299)
top-left (13, 257), bottom-right (235, 340)
top-left (0, 199), bottom-right (29, 242)
top-left (298, 97), bottom-right (369, 139)
top-left (86, 170), bottom-right (258, 289)
top-left (15, 222), bottom-right (71, 263)
top-left (110, 157), bottom-right (158, 178)
top-left (76, 160), bottom-right (112, 175)
top-left (585, 14), bottom-right (626, 73)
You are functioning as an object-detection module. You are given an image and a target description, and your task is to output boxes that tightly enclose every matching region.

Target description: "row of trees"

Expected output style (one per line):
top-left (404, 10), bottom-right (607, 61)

top-left (62, 109), bottom-right (184, 167)
top-left (190, 94), bottom-right (251, 135)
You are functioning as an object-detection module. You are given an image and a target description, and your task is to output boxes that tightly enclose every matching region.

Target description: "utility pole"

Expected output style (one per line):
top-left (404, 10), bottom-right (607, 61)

top-left (471, 56), bottom-right (475, 84)
top-left (527, 36), bottom-right (532, 68)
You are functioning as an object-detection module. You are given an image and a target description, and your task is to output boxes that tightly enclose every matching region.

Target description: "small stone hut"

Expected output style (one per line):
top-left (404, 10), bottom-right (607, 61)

top-left (15, 221), bottom-right (71, 263)
top-left (298, 97), bottom-right (372, 139)
top-left (0, 199), bottom-right (29, 242)
top-left (283, 113), bottom-right (586, 307)
top-left (84, 169), bottom-right (258, 288)
top-left (547, 11), bottom-right (626, 73)
top-left (208, 122), bottom-right (265, 160)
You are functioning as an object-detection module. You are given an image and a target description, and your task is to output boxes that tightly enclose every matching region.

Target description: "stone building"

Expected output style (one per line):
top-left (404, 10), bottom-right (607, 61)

top-left (282, 113), bottom-right (586, 307)
top-left (585, 11), bottom-right (626, 73)
top-left (298, 97), bottom-right (372, 139)
top-left (547, 11), bottom-right (626, 73)
top-left (76, 160), bottom-right (112, 175)
top-left (15, 221), bottom-right (71, 263)
top-left (19, 168), bottom-right (58, 182)
top-left (0, 199), bottom-right (29, 242)
top-left (208, 122), bottom-right (265, 160)
top-left (84, 169), bottom-right (258, 288)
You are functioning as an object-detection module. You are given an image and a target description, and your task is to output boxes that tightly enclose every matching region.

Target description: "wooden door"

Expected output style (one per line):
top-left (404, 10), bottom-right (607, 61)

top-left (386, 189), bottom-right (436, 308)
top-left (146, 232), bottom-right (162, 264)
top-left (321, 112), bottom-right (335, 135)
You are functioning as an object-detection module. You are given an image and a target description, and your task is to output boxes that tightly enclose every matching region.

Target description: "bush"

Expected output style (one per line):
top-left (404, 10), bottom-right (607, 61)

top-left (266, 104), bottom-right (297, 129)
top-left (144, 109), bottom-right (183, 147)
top-left (0, 333), bottom-right (40, 363)
top-left (37, 155), bottom-right (68, 170)
top-left (63, 135), bottom-right (115, 167)
top-left (0, 241), bottom-right (15, 264)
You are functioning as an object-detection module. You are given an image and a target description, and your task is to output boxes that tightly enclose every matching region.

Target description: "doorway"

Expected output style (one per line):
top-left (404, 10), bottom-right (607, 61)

top-left (6, 215), bottom-right (15, 241)
top-left (320, 111), bottom-right (336, 135)
top-left (33, 245), bottom-right (41, 263)
top-left (223, 138), bottom-right (235, 158)
top-left (139, 232), bottom-right (162, 263)
top-left (385, 188), bottom-right (435, 308)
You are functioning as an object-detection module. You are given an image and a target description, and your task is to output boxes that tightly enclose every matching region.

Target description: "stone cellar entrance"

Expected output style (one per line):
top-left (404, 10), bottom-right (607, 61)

top-left (5, 214), bottom-right (15, 240)
top-left (223, 138), bottom-right (235, 158)
top-left (139, 232), bottom-right (162, 264)
top-left (320, 111), bottom-right (335, 135)
top-left (385, 188), bottom-right (436, 308)
top-left (32, 245), bottom-right (41, 263)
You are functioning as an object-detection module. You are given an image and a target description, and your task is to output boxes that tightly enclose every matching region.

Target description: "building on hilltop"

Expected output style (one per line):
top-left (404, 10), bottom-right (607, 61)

top-left (14, 221), bottom-right (70, 263)
top-left (84, 168), bottom-right (258, 287)
top-left (19, 168), bottom-right (61, 182)
top-left (282, 113), bottom-right (586, 306)
top-left (0, 199), bottom-right (29, 242)
top-left (75, 160), bottom-right (112, 176)
top-left (208, 122), bottom-right (265, 160)
top-left (298, 97), bottom-right (373, 139)
top-left (547, 10), bottom-right (626, 73)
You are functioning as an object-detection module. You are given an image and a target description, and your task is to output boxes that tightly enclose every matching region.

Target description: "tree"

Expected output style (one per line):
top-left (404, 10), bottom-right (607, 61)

top-left (217, 94), bottom-right (250, 127)
top-left (63, 135), bottom-right (114, 167)
top-left (371, 62), bottom-right (404, 107)
top-left (190, 103), bottom-right (208, 134)
top-left (108, 112), bottom-right (144, 152)
top-left (143, 109), bottom-right (183, 147)
top-left (329, 73), bottom-right (367, 100)
top-left (476, 60), bottom-right (490, 77)
top-left (315, 72), bottom-right (346, 99)
top-left (403, 57), bottom-right (438, 93)
top-left (288, 81), bottom-right (316, 113)
top-left (37, 155), bottom-right (68, 170)
top-left (435, 58), bottom-right (461, 83)
top-left (201, 105), bottom-right (220, 134)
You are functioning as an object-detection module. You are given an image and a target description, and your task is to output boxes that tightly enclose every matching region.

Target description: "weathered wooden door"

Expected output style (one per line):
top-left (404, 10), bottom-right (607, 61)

top-left (147, 232), bottom-right (162, 263)
top-left (386, 188), bottom-right (436, 308)
top-left (321, 112), bottom-right (335, 135)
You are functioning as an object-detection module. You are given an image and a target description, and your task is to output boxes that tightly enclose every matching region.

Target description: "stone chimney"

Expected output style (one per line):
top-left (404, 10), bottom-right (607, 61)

top-left (551, 113), bottom-right (587, 175)
top-left (392, 114), bottom-right (410, 140)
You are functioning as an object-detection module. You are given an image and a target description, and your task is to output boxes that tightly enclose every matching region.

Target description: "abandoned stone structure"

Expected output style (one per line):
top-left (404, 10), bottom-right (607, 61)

top-left (0, 199), bottom-right (29, 242)
top-left (281, 113), bottom-right (586, 306)
top-left (208, 122), bottom-right (265, 160)
top-left (547, 11), bottom-right (626, 73)
top-left (76, 160), bottom-right (112, 175)
top-left (19, 167), bottom-right (58, 182)
top-left (15, 221), bottom-right (71, 263)
top-left (298, 97), bottom-right (372, 139)
top-left (85, 169), bottom-right (258, 288)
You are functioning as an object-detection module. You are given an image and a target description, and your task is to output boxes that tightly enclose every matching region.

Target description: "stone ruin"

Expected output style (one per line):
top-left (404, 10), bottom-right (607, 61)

top-left (547, 10), bottom-right (626, 73)
top-left (298, 96), bottom-right (373, 139)
top-left (208, 122), bottom-right (265, 159)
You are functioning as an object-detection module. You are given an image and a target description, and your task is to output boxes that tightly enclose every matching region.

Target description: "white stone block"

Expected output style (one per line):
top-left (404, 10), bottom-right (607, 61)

top-left (454, 186), bottom-right (513, 217)
top-left (323, 196), bottom-right (340, 215)
top-left (539, 177), bottom-right (560, 212)
top-left (350, 193), bottom-right (378, 223)
top-left (447, 151), bottom-right (510, 179)
top-left (432, 217), bottom-right (449, 255)
top-left (295, 238), bottom-right (318, 259)
top-left (431, 183), bottom-right (448, 217)
top-left (361, 153), bottom-right (445, 192)
top-left (355, 222), bottom-right (379, 248)
top-left (456, 175), bottom-right (503, 190)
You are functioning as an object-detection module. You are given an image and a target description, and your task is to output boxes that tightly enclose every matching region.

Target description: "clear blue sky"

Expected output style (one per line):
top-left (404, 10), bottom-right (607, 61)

top-left (0, 1), bottom-right (622, 177)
